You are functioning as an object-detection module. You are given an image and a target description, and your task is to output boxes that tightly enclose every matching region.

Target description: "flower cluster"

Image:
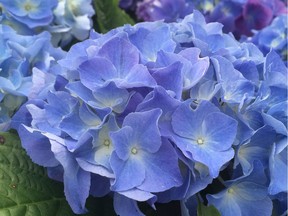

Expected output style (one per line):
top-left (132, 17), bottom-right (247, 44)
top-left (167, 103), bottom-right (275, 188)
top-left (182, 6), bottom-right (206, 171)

top-left (249, 14), bottom-right (288, 65)
top-left (12, 11), bottom-right (287, 215)
top-left (0, 0), bottom-right (95, 46)
top-left (120, 0), bottom-right (287, 39)
top-left (0, 0), bottom-right (96, 131)
top-left (0, 25), bottom-right (65, 131)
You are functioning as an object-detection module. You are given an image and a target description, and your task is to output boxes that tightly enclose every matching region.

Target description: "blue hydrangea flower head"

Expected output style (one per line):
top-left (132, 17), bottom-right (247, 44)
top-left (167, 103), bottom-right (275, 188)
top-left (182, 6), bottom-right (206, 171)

top-left (9, 8), bottom-right (287, 215)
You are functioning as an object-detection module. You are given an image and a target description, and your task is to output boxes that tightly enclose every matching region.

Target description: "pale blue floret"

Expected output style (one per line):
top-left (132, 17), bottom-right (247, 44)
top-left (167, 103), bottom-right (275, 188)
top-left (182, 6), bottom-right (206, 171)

top-left (49, 0), bottom-right (95, 46)
top-left (207, 162), bottom-right (273, 216)
top-left (110, 109), bottom-right (183, 196)
top-left (127, 24), bottom-right (176, 63)
top-left (235, 125), bottom-right (276, 175)
top-left (171, 100), bottom-right (237, 178)
top-left (0, 25), bottom-right (65, 131)
top-left (0, 0), bottom-right (57, 28)
top-left (76, 114), bottom-right (120, 178)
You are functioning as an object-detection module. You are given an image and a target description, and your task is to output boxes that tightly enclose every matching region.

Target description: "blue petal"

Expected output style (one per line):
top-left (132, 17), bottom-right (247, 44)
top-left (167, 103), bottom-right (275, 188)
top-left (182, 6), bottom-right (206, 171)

top-left (111, 126), bottom-right (134, 161)
top-left (129, 25), bottom-right (176, 63)
top-left (122, 109), bottom-right (162, 153)
top-left (90, 174), bottom-right (110, 197)
top-left (114, 193), bottom-right (145, 216)
top-left (18, 125), bottom-right (59, 167)
top-left (136, 86), bottom-right (181, 137)
top-left (66, 81), bottom-right (95, 103)
top-left (152, 62), bottom-right (183, 99)
top-left (207, 190), bottom-right (242, 216)
top-left (269, 144), bottom-right (288, 195)
top-left (172, 100), bottom-right (219, 139)
top-left (118, 64), bottom-right (156, 88)
top-left (117, 188), bottom-right (157, 202)
top-left (202, 112), bottom-right (238, 151)
top-left (236, 126), bottom-right (275, 175)
top-left (138, 139), bottom-right (183, 192)
top-left (79, 57), bottom-right (117, 89)
top-left (110, 151), bottom-right (145, 191)
top-left (92, 82), bottom-right (131, 113)
top-left (98, 36), bottom-right (140, 74)
top-left (49, 138), bottom-right (91, 214)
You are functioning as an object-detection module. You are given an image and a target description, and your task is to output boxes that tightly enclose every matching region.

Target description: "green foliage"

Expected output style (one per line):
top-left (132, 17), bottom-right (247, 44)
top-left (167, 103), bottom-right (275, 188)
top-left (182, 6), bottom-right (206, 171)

top-left (93, 0), bottom-right (135, 33)
top-left (197, 202), bottom-right (221, 216)
top-left (0, 131), bottom-right (116, 216)
top-left (0, 132), bottom-right (75, 215)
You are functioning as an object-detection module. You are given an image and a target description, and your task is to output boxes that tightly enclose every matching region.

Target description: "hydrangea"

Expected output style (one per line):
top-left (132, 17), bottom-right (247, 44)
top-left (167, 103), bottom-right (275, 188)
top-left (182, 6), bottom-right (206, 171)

top-left (47, 0), bottom-right (95, 47)
top-left (0, 0), bottom-right (58, 28)
top-left (121, 0), bottom-right (287, 39)
top-left (12, 10), bottom-right (287, 215)
top-left (170, 100), bottom-right (237, 178)
top-left (207, 162), bottom-right (273, 216)
top-left (249, 14), bottom-right (287, 64)
top-left (0, 0), bottom-right (95, 47)
top-left (0, 25), bottom-right (65, 131)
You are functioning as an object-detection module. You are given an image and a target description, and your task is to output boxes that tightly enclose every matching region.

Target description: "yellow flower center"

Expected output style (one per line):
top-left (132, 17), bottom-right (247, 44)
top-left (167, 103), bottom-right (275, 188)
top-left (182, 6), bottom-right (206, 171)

top-left (197, 138), bottom-right (205, 145)
top-left (103, 139), bottom-right (110, 147)
top-left (131, 147), bottom-right (138, 155)
top-left (24, 3), bottom-right (33, 11)
top-left (228, 188), bottom-right (235, 194)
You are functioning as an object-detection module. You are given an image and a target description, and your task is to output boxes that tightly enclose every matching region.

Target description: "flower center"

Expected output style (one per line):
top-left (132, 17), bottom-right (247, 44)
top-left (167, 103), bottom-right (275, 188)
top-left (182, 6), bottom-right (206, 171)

top-left (131, 147), bottom-right (138, 155)
top-left (103, 139), bottom-right (110, 147)
top-left (197, 138), bottom-right (204, 145)
top-left (24, 3), bottom-right (32, 11)
top-left (228, 188), bottom-right (235, 194)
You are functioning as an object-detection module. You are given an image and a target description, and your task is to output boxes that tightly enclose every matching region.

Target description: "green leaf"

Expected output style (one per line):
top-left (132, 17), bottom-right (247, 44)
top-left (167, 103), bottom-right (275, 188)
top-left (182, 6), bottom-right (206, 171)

top-left (0, 131), bottom-right (76, 215)
top-left (197, 202), bottom-right (221, 216)
top-left (93, 0), bottom-right (135, 33)
top-left (0, 131), bottom-right (116, 216)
